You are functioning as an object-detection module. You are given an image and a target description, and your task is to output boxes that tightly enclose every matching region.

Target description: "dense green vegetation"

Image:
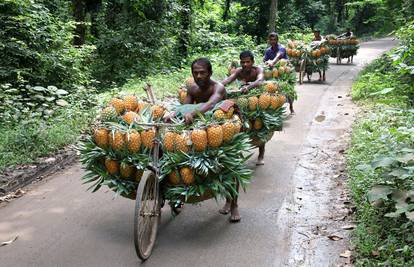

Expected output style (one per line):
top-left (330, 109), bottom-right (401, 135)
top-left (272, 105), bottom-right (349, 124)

top-left (0, 0), bottom-right (413, 173)
top-left (347, 22), bottom-right (414, 266)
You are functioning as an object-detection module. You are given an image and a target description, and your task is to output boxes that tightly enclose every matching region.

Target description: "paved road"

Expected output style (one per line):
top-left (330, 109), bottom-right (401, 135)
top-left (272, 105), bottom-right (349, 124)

top-left (0, 38), bottom-right (397, 267)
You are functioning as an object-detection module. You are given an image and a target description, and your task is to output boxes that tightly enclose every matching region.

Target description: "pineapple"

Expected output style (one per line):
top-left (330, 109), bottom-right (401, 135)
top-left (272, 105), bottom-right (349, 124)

top-left (254, 118), bottom-right (263, 130)
top-left (258, 94), bottom-right (271, 109)
top-left (270, 95), bottom-right (278, 109)
top-left (272, 69), bottom-right (279, 78)
top-left (123, 111), bottom-right (139, 125)
top-left (137, 101), bottom-right (149, 113)
top-left (151, 105), bottom-right (165, 119)
top-left (175, 133), bottom-right (190, 153)
top-left (214, 109), bottom-right (226, 120)
top-left (191, 129), bottom-right (207, 152)
top-left (222, 122), bottom-right (235, 142)
top-left (101, 106), bottom-right (117, 122)
top-left (284, 66), bottom-right (291, 74)
top-left (265, 82), bottom-right (278, 93)
top-left (178, 88), bottom-right (187, 104)
top-left (185, 77), bottom-right (195, 89)
top-left (136, 170), bottom-right (144, 183)
top-left (207, 125), bottom-right (223, 148)
top-left (278, 94), bottom-right (286, 107)
top-left (163, 131), bottom-right (176, 152)
top-left (248, 96), bottom-right (259, 111)
top-left (236, 97), bottom-right (248, 110)
top-left (109, 131), bottom-right (125, 151)
top-left (123, 95), bottom-right (138, 111)
top-left (141, 128), bottom-right (155, 149)
top-left (278, 66), bottom-right (285, 75)
top-left (264, 69), bottom-right (273, 80)
top-left (126, 130), bottom-right (141, 153)
top-left (105, 158), bottom-right (119, 175)
top-left (233, 121), bottom-right (242, 134)
top-left (94, 128), bottom-right (109, 148)
top-left (110, 98), bottom-right (125, 114)
top-left (168, 170), bottom-right (181, 185)
top-left (120, 163), bottom-right (136, 179)
top-left (180, 167), bottom-right (195, 185)
top-left (225, 107), bottom-right (234, 119)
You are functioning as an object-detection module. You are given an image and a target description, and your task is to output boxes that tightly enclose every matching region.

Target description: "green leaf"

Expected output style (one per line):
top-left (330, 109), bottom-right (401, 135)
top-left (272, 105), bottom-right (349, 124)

top-left (396, 153), bottom-right (414, 164)
top-left (32, 86), bottom-right (45, 92)
top-left (371, 156), bottom-right (397, 169)
top-left (55, 89), bottom-right (69, 95)
top-left (369, 87), bottom-right (394, 96)
top-left (56, 99), bottom-right (69, 106)
top-left (367, 185), bottom-right (393, 203)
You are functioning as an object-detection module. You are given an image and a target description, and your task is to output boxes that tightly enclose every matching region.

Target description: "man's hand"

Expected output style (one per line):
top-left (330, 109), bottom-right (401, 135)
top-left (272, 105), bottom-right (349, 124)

top-left (184, 112), bottom-right (194, 125)
top-left (240, 85), bottom-right (250, 93)
top-left (266, 60), bottom-right (275, 67)
top-left (163, 111), bottom-right (176, 122)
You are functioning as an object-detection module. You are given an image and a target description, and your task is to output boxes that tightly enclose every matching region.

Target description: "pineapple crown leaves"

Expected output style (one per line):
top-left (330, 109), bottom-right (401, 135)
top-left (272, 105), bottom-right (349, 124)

top-left (159, 132), bottom-right (254, 204)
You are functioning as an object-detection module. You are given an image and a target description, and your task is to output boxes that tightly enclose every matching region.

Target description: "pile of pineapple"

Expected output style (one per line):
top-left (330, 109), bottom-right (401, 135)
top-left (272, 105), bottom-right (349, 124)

top-left (79, 93), bottom-right (254, 204)
top-left (289, 40), bottom-right (330, 74)
top-left (79, 94), bottom-right (166, 198)
top-left (228, 81), bottom-right (286, 146)
top-left (326, 35), bottom-right (359, 59)
top-left (160, 102), bottom-right (253, 205)
top-left (262, 59), bottom-right (297, 102)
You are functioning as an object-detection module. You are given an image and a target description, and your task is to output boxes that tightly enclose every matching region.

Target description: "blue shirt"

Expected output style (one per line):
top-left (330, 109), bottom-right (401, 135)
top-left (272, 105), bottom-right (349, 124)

top-left (263, 44), bottom-right (288, 61)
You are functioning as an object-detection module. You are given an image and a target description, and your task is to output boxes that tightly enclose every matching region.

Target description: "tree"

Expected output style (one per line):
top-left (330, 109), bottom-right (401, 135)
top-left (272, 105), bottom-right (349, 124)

top-left (268, 0), bottom-right (278, 33)
top-left (178, 0), bottom-right (192, 58)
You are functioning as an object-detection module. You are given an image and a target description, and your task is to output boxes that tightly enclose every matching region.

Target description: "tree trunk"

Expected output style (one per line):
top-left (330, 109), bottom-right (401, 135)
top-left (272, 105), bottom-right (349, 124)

top-left (178, 0), bottom-right (191, 59)
top-left (268, 0), bottom-right (278, 33)
top-left (223, 0), bottom-right (231, 20)
top-left (72, 0), bottom-right (86, 45)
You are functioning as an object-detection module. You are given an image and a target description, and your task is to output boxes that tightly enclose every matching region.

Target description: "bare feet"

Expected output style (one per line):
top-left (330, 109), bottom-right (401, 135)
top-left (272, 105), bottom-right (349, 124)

top-left (219, 200), bottom-right (231, 215)
top-left (229, 203), bottom-right (241, 223)
top-left (256, 158), bottom-right (264, 166)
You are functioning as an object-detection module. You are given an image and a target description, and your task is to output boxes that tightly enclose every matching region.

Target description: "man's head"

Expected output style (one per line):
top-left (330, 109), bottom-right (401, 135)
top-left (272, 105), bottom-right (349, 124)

top-left (313, 29), bottom-right (321, 38)
top-left (268, 32), bottom-right (279, 47)
top-left (239, 51), bottom-right (254, 71)
top-left (191, 58), bottom-right (212, 88)
top-left (346, 27), bottom-right (351, 32)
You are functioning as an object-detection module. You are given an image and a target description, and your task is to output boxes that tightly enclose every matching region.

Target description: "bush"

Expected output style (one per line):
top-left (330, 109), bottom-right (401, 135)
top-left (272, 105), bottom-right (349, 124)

top-left (0, 0), bottom-right (93, 90)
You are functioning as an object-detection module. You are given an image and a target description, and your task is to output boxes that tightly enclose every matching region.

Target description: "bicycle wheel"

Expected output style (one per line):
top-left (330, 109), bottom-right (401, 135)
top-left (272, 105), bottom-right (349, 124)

top-left (134, 171), bottom-right (161, 261)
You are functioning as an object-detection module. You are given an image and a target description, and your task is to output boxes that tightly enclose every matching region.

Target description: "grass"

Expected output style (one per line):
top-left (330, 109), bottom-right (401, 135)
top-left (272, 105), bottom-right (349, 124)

top-left (346, 51), bottom-right (414, 265)
top-left (0, 106), bottom-right (94, 173)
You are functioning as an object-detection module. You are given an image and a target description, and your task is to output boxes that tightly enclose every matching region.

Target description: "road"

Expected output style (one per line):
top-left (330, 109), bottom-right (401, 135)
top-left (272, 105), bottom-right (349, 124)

top-left (0, 38), bottom-right (397, 267)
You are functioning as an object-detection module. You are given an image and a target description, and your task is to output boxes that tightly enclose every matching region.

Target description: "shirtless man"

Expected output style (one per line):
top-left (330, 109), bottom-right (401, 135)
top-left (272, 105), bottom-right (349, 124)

top-left (313, 29), bottom-right (323, 41)
top-left (181, 58), bottom-right (226, 123)
top-left (222, 50), bottom-right (264, 93)
top-left (166, 58), bottom-right (242, 222)
top-left (221, 50), bottom-right (266, 166)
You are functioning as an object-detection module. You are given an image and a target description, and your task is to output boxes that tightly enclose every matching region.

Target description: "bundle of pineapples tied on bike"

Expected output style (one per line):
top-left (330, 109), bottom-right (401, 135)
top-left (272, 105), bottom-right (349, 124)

top-left (79, 93), bottom-right (167, 199)
top-left (227, 81), bottom-right (286, 146)
top-left (303, 41), bottom-right (330, 74)
top-left (262, 59), bottom-right (297, 103)
top-left (286, 40), bottom-right (305, 71)
top-left (160, 100), bottom-right (254, 207)
top-left (326, 35), bottom-right (359, 59)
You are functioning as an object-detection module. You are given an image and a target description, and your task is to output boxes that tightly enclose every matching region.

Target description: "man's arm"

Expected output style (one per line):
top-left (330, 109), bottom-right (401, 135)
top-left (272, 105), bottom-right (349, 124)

top-left (241, 67), bottom-right (264, 93)
top-left (270, 47), bottom-right (287, 65)
top-left (221, 68), bottom-right (241, 86)
top-left (197, 83), bottom-right (225, 113)
top-left (184, 83), bottom-right (225, 124)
